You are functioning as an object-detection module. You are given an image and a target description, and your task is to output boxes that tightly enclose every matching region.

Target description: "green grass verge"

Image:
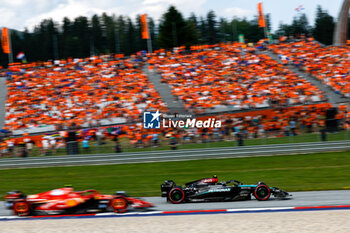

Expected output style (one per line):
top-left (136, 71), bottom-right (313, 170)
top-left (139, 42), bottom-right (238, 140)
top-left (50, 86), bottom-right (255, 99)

top-left (1, 150), bottom-right (350, 198)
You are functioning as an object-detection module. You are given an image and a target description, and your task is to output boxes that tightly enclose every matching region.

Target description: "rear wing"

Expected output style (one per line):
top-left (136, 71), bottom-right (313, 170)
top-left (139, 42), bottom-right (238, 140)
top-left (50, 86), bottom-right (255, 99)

top-left (161, 180), bottom-right (176, 197)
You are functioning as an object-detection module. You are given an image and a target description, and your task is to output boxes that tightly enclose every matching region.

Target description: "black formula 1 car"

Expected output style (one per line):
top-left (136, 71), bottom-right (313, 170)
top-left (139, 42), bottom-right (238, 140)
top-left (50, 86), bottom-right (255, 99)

top-left (161, 176), bottom-right (291, 204)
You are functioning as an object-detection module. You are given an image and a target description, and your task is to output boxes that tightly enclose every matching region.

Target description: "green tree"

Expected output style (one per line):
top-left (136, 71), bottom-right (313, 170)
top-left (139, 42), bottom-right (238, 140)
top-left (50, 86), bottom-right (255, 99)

top-left (218, 18), bottom-right (230, 42)
top-left (158, 5), bottom-right (187, 48)
top-left (60, 17), bottom-right (74, 58)
top-left (22, 28), bottom-right (33, 61)
top-left (198, 16), bottom-right (207, 43)
top-left (185, 13), bottom-right (199, 45)
top-left (276, 23), bottom-right (293, 37)
top-left (148, 17), bottom-right (158, 50)
top-left (291, 13), bottom-right (311, 36)
top-left (245, 17), bottom-right (265, 42)
top-left (276, 13), bottom-right (311, 38)
top-left (31, 19), bottom-right (58, 61)
top-left (135, 15), bottom-right (147, 52)
top-left (11, 31), bottom-right (24, 62)
top-left (125, 18), bottom-right (136, 54)
top-left (206, 10), bottom-right (217, 44)
top-left (265, 14), bottom-right (272, 32)
top-left (313, 6), bottom-right (334, 45)
top-left (230, 19), bottom-right (239, 42)
top-left (116, 16), bottom-right (126, 54)
top-left (91, 14), bottom-right (103, 54)
top-left (101, 13), bottom-right (116, 54)
top-left (72, 16), bottom-right (90, 58)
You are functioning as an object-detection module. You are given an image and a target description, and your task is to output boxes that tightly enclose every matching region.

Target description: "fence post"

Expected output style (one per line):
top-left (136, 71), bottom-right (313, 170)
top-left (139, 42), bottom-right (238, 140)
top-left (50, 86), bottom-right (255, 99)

top-left (345, 129), bottom-right (349, 140)
top-left (264, 131), bottom-right (268, 145)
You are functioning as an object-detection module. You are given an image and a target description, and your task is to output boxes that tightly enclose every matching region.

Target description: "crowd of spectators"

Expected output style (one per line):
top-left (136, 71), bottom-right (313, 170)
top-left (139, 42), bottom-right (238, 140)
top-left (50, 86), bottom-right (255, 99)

top-left (1, 103), bottom-right (349, 157)
top-left (148, 43), bottom-right (326, 114)
top-left (268, 38), bottom-right (350, 97)
top-left (1, 39), bottom-right (350, 157)
top-left (4, 55), bottom-right (167, 132)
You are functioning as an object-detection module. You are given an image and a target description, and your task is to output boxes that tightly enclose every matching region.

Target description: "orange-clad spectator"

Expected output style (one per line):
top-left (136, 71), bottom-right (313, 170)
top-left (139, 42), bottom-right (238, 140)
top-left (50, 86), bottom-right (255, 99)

top-left (0, 141), bottom-right (7, 157)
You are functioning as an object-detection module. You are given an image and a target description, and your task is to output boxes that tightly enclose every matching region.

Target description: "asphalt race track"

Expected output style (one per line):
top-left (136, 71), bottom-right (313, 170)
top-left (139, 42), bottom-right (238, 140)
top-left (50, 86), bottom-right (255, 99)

top-left (1, 190), bottom-right (350, 217)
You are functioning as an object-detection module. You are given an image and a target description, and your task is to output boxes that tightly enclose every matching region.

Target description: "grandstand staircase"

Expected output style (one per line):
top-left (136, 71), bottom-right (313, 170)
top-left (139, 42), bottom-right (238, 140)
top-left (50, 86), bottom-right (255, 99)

top-left (261, 50), bottom-right (345, 105)
top-left (0, 77), bottom-right (7, 129)
top-left (143, 65), bottom-right (187, 114)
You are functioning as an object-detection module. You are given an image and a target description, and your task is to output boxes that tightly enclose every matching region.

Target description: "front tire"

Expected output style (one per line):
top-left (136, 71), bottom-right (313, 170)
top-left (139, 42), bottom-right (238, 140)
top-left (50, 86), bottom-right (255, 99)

top-left (168, 188), bottom-right (185, 204)
top-left (254, 184), bottom-right (271, 201)
top-left (13, 201), bottom-right (31, 216)
top-left (110, 197), bottom-right (129, 213)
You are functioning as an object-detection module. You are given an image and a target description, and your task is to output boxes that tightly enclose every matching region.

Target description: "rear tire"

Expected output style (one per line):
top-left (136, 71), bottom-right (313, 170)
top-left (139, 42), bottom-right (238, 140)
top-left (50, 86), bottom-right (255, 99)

top-left (13, 201), bottom-right (31, 216)
top-left (110, 197), bottom-right (128, 213)
top-left (168, 188), bottom-right (185, 204)
top-left (254, 184), bottom-right (271, 201)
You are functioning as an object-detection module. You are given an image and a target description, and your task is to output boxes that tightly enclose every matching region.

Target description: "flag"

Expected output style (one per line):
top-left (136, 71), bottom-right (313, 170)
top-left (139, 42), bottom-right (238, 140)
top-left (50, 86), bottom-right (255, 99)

top-left (1, 27), bottom-right (11, 54)
top-left (16, 52), bottom-right (25, 60)
top-left (140, 14), bottom-right (150, 39)
top-left (16, 52), bottom-right (27, 63)
top-left (295, 5), bottom-right (305, 12)
top-left (257, 2), bottom-right (266, 28)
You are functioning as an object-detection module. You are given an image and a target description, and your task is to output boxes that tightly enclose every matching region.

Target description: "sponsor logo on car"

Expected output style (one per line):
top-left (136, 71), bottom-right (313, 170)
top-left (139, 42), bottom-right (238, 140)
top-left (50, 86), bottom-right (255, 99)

top-left (208, 188), bottom-right (231, 192)
top-left (201, 178), bottom-right (217, 183)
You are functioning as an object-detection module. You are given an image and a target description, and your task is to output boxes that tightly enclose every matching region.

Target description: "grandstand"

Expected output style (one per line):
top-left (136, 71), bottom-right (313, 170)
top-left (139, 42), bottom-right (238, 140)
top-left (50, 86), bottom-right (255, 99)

top-left (4, 56), bottom-right (167, 134)
top-left (261, 47), bottom-right (344, 105)
top-left (149, 43), bottom-right (327, 114)
top-left (0, 40), bottom-right (349, 146)
top-left (0, 1), bottom-right (349, 157)
top-left (269, 40), bottom-right (350, 98)
top-left (3, 42), bottom-right (345, 134)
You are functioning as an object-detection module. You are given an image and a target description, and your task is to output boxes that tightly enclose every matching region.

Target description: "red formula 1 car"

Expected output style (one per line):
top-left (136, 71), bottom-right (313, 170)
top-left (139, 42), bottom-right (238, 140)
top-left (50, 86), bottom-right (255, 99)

top-left (5, 187), bottom-right (153, 216)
